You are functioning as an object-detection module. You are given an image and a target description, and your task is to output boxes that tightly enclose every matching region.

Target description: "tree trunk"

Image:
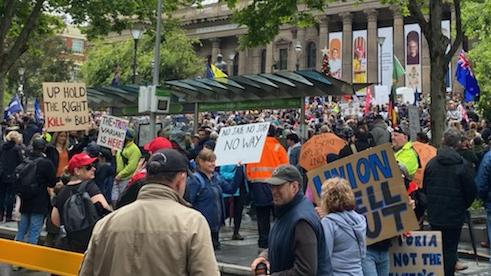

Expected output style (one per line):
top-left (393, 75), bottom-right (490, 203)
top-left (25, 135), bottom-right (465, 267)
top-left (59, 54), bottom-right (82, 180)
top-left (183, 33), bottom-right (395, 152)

top-left (429, 55), bottom-right (448, 147)
top-left (0, 74), bottom-right (4, 122)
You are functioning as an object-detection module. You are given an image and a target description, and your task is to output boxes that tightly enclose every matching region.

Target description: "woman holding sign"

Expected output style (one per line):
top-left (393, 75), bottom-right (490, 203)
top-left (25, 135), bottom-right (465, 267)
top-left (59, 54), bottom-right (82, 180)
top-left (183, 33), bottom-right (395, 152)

top-left (184, 149), bottom-right (239, 250)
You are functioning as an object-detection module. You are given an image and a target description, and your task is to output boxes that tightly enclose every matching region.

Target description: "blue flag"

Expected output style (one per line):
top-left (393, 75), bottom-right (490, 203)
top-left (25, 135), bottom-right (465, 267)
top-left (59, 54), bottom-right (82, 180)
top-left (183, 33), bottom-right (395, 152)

top-left (34, 98), bottom-right (43, 122)
top-left (4, 95), bottom-right (23, 120)
top-left (456, 50), bottom-right (480, 102)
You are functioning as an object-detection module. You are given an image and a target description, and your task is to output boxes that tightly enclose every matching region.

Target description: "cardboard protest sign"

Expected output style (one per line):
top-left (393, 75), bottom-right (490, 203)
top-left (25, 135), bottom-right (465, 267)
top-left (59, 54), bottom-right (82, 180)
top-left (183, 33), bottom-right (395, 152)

top-left (307, 144), bottom-right (419, 245)
top-left (96, 115), bottom-right (129, 151)
top-left (42, 83), bottom-right (90, 132)
top-left (215, 122), bottom-right (270, 166)
top-left (299, 133), bottom-right (346, 171)
top-left (389, 231), bottom-right (444, 276)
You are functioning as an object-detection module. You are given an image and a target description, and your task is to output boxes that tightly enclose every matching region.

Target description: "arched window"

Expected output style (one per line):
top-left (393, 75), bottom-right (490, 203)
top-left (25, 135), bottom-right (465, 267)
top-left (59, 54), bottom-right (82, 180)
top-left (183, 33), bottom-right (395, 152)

top-left (233, 52), bottom-right (239, 76)
top-left (306, 41), bottom-right (317, 69)
top-left (260, 49), bottom-right (267, 73)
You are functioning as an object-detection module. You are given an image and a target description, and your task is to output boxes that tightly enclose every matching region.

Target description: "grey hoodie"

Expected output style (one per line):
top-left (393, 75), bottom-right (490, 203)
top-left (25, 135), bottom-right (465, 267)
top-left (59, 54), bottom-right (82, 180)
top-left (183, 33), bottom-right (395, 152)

top-left (321, 210), bottom-right (367, 276)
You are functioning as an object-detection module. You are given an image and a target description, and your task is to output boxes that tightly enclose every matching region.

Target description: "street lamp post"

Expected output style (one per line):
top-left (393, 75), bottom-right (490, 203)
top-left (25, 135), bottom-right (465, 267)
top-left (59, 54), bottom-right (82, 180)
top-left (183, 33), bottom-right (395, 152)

top-left (228, 53), bottom-right (235, 76)
top-left (294, 41), bottom-right (302, 71)
top-left (377, 36), bottom-right (386, 85)
top-left (131, 24), bottom-right (144, 84)
top-left (18, 67), bottom-right (25, 108)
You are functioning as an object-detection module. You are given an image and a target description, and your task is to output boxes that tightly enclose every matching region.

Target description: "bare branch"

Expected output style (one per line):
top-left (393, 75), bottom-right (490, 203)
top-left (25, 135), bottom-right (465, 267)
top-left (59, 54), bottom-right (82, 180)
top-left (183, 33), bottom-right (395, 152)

top-left (0, 0), bottom-right (17, 56)
top-left (445, 0), bottom-right (463, 65)
top-left (407, 0), bottom-right (430, 40)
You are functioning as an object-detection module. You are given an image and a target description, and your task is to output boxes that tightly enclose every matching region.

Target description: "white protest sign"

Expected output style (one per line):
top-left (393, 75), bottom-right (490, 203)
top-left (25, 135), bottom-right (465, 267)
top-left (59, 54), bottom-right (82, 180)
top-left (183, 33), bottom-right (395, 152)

top-left (374, 85), bottom-right (390, 106)
top-left (389, 231), bottom-right (444, 276)
top-left (215, 122), bottom-right (270, 166)
top-left (97, 115), bottom-right (129, 150)
top-left (42, 82), bottom-right (90, 132)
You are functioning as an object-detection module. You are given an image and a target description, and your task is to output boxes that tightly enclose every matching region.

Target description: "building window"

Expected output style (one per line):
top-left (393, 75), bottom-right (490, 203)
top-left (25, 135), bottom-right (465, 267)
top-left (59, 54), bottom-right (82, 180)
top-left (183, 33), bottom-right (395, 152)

top-left (72, 39), bottom-right (84, 54)
top-left (232, 52), bottom-right (239, 76)
top-left (306, 42), bottom-right (316, 69)
top-left (279, 48), bottom-right (288, 70)
top-left (260, 49), bottom-right (267, 73)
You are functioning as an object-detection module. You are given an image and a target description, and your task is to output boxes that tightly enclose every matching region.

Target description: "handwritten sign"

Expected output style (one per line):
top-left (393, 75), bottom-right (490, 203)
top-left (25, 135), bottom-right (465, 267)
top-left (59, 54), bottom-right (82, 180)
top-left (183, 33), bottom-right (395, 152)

top-left (42, 83), bottom-right (90, 132)
top-left (215, 122), bottom-right (270, 166)
top-left (307, 144), bottom-right (419, 245)
top-left (389, 231), bottom-right (444, 276)
top-left (96, 115), bottom-right (129, 150)
top-left (299, 133), bottom-right (346, 171)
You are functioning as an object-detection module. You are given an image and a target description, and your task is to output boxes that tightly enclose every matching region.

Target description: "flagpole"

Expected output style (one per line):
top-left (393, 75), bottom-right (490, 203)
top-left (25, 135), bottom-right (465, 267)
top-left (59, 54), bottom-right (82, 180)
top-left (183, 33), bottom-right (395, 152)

top-left (150, 0), bottom-right (163, 138)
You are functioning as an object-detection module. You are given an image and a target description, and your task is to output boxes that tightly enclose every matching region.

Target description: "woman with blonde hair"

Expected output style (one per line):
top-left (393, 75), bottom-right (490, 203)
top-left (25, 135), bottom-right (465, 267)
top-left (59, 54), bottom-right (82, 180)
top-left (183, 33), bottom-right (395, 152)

top-left (320, 177), bottom-right (366, 275)
top-left (46, 131), bottom-right (70, 179)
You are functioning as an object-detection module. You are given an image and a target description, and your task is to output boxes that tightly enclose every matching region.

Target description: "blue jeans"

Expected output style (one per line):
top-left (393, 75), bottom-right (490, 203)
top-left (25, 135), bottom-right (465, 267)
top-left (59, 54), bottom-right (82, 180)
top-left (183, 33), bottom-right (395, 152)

top-left (362, 248), bottom-right (389, 276)
top-left (15, 213), bottom-right (45, 244)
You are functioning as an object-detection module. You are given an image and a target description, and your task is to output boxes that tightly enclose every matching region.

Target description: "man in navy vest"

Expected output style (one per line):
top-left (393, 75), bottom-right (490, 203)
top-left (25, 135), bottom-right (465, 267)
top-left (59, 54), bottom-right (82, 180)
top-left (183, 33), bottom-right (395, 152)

top-left (250, 165), bottom-right (331, 275)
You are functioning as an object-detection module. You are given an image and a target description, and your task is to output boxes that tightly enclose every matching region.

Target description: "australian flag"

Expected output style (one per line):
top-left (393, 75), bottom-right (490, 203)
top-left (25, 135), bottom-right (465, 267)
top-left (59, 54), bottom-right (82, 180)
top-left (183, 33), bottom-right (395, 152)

top-left (456, 50), bottom-right (480, 102)
top-left (3, 95), bottom-right (23, 120)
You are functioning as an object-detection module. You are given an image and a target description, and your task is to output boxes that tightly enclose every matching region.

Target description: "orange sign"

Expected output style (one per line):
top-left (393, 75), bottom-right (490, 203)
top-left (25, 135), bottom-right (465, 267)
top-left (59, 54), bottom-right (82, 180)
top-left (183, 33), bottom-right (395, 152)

top-left (299, 133), bottom-right (346, 171)
top-left (412, 142), bottom-right (437, 188)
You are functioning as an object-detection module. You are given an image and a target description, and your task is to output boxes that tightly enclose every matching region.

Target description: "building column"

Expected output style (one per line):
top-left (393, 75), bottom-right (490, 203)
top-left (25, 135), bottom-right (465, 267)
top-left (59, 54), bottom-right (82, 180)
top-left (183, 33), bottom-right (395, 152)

top-left (341, 12), bottom-right (353, 82)
top-left (391, 6), bottom-right (405, 87)
top-left (297, 28), bottom-right (306, 69)
top-left (265, 42), bottom-right (274, 73)
top-left (210, 38), bottom-right (221, 64)
top-left (318, 16), bottom-right (329, 71)
top-left (421, 22), bottom-right (430, 95)
top-left (366, 9), bottom-right (378, 84)
top-left (238, 48), bottom-right (247, 75)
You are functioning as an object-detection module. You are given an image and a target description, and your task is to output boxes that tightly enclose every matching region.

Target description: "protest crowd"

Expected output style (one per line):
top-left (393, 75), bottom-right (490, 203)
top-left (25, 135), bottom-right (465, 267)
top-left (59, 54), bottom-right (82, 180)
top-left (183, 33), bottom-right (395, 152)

top-left (0, 92), bottom-right (489, 276)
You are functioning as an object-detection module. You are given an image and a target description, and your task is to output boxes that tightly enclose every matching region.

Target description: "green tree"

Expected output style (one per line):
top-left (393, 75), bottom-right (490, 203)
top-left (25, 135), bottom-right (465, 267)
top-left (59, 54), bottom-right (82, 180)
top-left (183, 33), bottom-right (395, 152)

top-left (228, 0), bottom-right (463, 147)
top-left (81, 25), bottom-right (203, 86)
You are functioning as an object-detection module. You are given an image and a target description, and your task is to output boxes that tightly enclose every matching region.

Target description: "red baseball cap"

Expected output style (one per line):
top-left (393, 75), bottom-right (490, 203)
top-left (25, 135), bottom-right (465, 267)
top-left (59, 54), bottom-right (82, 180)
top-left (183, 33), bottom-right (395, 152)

top-left (68, 153), bottom-right (98, 173)
top-left (144, 137), bottom-right (172, 154)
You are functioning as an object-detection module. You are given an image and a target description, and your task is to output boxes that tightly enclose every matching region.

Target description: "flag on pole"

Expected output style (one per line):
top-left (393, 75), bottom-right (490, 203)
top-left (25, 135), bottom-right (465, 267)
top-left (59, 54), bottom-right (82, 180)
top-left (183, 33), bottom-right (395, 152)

top-left (389, 56), bottom-right (406, 127)
top-left (206, 64), bottom-right (228, 79)
top-left (3, 95), bottom-right (23, 120)
top-left (456, 50), bottom-right (480, 102)
top-left (34, 98), bottom-right (43, 122)
top-left (413, 88), bottom-right (421, 106)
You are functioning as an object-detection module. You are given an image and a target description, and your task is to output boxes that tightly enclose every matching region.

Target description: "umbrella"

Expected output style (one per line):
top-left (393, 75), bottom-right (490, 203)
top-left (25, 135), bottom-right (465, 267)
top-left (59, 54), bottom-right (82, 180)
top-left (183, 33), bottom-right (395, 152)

top-left (299, 133), bottom-right (346, 171)
top-left (411, 141), bottom-right (437, 188)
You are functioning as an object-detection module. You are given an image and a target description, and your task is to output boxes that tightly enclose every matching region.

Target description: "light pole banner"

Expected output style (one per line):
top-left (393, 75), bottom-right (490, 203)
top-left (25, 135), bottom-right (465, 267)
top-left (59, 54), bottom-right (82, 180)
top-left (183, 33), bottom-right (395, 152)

top-left (405, 24), bottom-right (422, 93)
top-left (377, 27), bottom-right (394, 88)
top-left (214, 122), bottom-right (270, 166)
top-left (353, 30), bottom-right (368, 95)
top-left (42, 82), bottom-right (90, 132)
top-left (328, 32), bottom-right (343, 79)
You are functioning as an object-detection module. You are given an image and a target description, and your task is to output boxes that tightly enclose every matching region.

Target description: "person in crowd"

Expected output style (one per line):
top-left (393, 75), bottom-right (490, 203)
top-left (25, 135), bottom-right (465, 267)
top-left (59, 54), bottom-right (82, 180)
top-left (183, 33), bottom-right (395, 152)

top-left (79, 149), bottom-right (220, 276)
top-left (286, 133), bottom-right (301, 166)
top-left (391, 127), bottom-right (419, 179)
top-left (423, 128), bottom-right (477, 276)
top-left (46, 131), bottom-right (71, 179)
top-left (416, 132), bottom-right (430, 144)
top-left (185, 149), bottom-right (239, 250)
top-left (15, 138), bottom-right (56, 244)
top-left (189, 126), bottom-right (214, 159)
top-left (319, 177), bottom-right (366, 275)
top-left (51, 152), bottom-right (111, 252)
top-left (220, 163), bottom-right (248, 241)
top-left (246, 125), bottom-right (288, 250)
top-left (458, 135), bottom-right (480, 171)
top-left (21, 117), bottom-right (40, 147)
top-left (475, 146), bottom-right (491, 263)
top-left (446, 101), bottom-right (462, 123)
top-left (0, 131), bottom-right (24, 222)
top-left (113, 128), bottom-right (142, 206)
top-left (250, 165), bottom-right (330, 275)
top-left (338, 127), bottom-right (374, 158)
top-left (369, 115), bottom-right (390, 146)
top-left (86, 142), bottom-right (114, 202)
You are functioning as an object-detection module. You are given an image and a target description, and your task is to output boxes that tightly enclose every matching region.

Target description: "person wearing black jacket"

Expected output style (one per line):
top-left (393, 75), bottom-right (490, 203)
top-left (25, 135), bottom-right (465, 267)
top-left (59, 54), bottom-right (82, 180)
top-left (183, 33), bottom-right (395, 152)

top-left (0, 131), bottom-right (23, 222)
top-left (15, 138), bottom-right (56, 244)
top-left (22, 117), bottom-right (40, 147)
top-left (423, 128), bottom-right (477, 276)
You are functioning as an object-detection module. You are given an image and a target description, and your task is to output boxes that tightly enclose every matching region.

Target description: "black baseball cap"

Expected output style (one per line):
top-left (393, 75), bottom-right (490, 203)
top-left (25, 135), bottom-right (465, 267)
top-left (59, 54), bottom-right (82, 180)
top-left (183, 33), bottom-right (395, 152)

top-left (265, 165), bottom-right (303, 186)
top-left (147, 149), bottom-right (190, 175)
top-left (392, 126), bottom-right (408, 136)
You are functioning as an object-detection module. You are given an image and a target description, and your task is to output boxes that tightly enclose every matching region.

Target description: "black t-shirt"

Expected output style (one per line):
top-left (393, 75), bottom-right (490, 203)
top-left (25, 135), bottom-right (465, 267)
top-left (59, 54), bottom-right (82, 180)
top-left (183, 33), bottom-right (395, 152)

top-left (54, 181), bottom-right (101, 225)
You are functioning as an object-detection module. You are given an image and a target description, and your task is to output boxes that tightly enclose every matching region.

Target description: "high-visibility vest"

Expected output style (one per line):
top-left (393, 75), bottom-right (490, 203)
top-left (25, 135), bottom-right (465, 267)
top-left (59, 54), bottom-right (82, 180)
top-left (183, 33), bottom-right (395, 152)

top-left (246, 137), bottom-right (288, 182)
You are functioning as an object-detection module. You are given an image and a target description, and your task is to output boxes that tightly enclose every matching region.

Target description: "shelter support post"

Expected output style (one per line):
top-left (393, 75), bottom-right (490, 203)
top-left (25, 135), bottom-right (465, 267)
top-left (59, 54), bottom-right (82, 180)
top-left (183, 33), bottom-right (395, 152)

top-left (194, 102), bottom-right (199, 134)
top-left (300, 97), bottom-right (306, 142)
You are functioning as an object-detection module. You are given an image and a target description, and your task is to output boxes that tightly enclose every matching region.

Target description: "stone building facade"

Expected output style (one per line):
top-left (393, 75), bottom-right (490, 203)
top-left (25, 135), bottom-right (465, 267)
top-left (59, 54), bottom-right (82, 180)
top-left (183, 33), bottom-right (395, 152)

top-left (174, 0), bottom-right (462, 96)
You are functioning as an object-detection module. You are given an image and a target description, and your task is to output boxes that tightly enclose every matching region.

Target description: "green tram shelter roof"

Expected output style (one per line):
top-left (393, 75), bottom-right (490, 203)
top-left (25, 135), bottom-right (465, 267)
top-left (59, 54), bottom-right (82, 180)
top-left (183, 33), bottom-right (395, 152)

top-left (87, 70), bottom-right (373, 116)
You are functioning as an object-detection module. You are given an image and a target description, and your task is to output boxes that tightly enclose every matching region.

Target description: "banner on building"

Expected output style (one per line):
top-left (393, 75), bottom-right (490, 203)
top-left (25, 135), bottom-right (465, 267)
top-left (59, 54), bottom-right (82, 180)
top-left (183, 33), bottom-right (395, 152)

top-left (307, 144), bottom-right (419, 245)
top-left (328, 32), bottom-right (343, 79)
top-left (378, 27), bottom-right (394, 89)
top-left (42, 82), bottom-right (90, 132)
top-left (97, 115), bottom-right (129, 150)
top-left (215, 122), bottom-right (270, 166)
top-left (442, 20), bottom-right (452, 92)
top-left (389, 231), bottom-right (444, 276)
top-left (405, 24), bottom-right (422, 93)
top-left (353, 30), bottom-right (368, 95)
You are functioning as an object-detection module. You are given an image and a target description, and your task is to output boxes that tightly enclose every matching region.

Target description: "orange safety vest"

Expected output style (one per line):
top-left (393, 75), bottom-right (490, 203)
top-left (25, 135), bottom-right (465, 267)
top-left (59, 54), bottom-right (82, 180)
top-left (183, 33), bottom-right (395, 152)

top-left (246, 137), bottom-right (289, 182)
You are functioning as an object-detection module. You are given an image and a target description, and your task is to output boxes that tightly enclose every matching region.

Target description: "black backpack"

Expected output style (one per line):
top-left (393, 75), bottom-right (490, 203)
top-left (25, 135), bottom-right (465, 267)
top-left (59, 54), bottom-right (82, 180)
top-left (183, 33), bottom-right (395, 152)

top-left (62, 181), bottom-right (101, 235)
top-left (14, 157), bottom-right (42, 199)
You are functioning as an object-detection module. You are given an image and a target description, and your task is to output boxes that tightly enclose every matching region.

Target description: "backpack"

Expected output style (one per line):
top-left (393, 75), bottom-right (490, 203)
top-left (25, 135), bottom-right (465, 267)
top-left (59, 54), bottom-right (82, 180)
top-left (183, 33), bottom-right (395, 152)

top-left (62, 181), bottom-right (101, 235)
top-left (14, 157), bottom-right (42, 199)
